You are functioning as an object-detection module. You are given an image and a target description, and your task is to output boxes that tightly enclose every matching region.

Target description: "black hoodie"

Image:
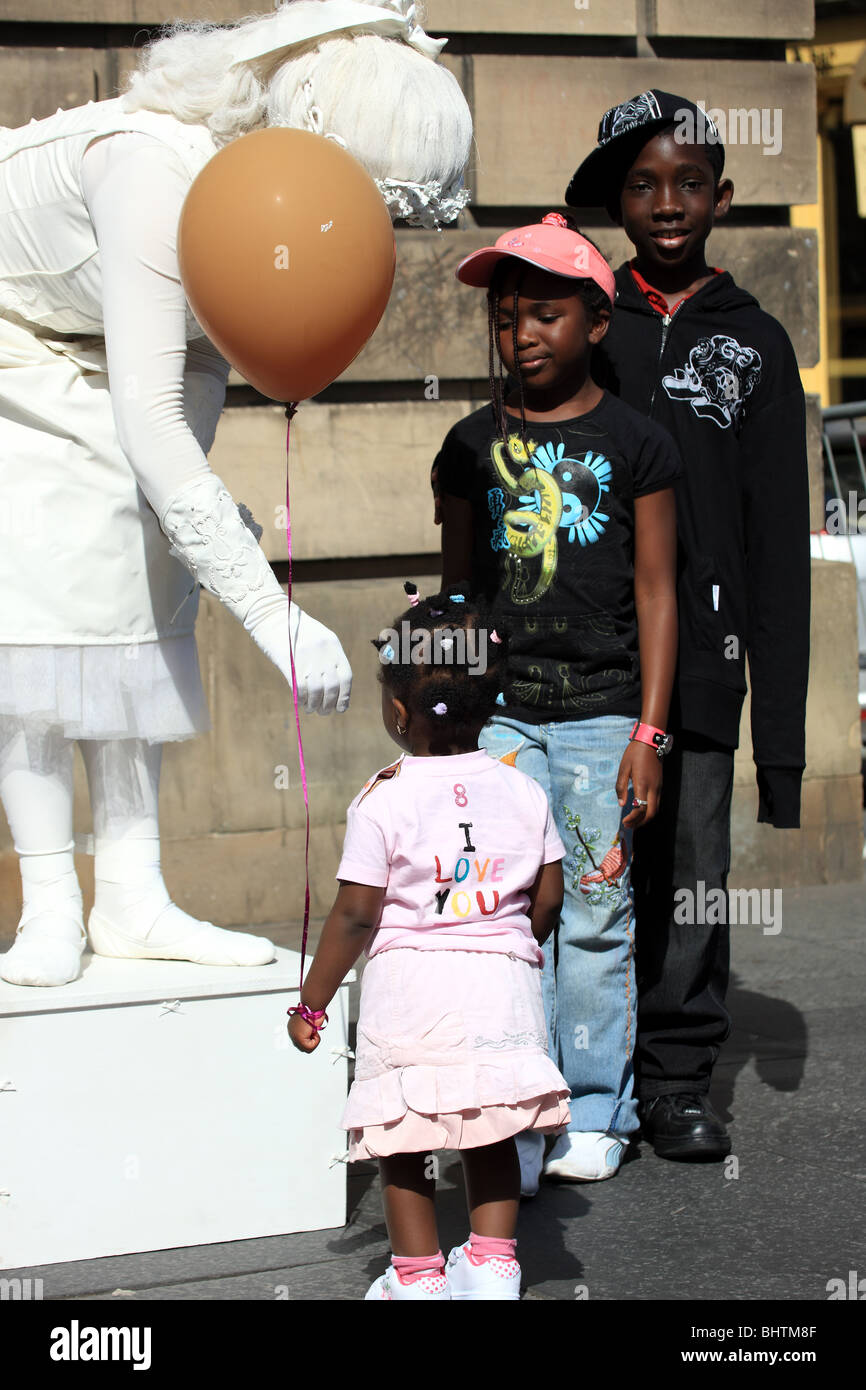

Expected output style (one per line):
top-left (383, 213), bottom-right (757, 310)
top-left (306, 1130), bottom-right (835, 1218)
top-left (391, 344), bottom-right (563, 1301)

top-left (594, 264), bottom-right (810, 829)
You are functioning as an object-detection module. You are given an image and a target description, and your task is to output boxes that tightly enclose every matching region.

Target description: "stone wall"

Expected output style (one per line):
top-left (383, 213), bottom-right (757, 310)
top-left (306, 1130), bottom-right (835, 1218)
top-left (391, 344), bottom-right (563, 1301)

top-left (2, 0), bottom-right (859, 938)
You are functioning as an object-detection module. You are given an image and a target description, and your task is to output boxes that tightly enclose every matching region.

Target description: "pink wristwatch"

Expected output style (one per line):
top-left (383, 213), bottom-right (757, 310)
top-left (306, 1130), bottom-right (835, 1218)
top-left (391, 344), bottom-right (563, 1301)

top-left (630, 720), bottom-right (674, 759)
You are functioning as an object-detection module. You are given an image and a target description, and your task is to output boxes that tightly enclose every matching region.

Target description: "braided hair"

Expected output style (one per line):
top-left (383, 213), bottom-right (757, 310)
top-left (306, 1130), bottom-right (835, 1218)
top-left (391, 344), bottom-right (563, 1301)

top-left (372, 583), bottom-right (507, 744)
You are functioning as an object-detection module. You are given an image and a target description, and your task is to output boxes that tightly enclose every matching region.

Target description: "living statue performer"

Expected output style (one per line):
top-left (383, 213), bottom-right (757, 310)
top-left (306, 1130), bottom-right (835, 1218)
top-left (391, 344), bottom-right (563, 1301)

top-left (0, 0), bottom-right (472, 987)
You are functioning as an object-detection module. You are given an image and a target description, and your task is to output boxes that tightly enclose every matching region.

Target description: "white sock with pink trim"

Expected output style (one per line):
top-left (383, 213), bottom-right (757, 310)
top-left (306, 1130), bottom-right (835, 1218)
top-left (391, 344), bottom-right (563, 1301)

top-left (391, 1252), bottom-right (447, 1285)
top-left (467, 1233), bottom-right (518, 1266)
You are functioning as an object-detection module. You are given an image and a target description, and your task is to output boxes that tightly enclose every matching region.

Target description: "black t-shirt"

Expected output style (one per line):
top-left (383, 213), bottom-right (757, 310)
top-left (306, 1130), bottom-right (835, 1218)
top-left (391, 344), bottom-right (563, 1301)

top-left (435, 391), bottom-right (681, 723)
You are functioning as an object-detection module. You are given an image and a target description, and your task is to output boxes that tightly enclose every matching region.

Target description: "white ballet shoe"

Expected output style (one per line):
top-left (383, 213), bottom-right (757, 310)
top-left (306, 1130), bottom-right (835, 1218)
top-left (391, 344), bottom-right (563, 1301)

top-left (87, 899), bottom-right (276, 967)
top-left (1, 912), bottom-right (87, 988)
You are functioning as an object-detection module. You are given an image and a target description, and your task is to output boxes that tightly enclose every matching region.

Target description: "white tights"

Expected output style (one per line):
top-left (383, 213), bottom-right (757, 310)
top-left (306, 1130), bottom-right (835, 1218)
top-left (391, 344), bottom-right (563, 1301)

top-left (0, 725), bottom-right (274, 985)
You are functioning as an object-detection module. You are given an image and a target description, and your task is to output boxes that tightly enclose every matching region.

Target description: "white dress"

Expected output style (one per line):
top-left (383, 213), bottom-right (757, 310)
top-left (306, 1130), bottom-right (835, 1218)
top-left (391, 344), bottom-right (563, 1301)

top-left (0, 97), bottom-right (231, 741)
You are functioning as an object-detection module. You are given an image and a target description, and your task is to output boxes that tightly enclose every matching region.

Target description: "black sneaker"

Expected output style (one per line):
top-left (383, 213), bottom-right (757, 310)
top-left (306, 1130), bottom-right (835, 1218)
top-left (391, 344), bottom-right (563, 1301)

top-left (638, 1093), bottom-right (732, 1161)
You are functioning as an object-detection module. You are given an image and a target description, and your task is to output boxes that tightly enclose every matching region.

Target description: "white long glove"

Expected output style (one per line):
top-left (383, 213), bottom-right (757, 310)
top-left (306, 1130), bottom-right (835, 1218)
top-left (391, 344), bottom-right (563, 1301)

top-left (160, 474), bottom-right (352, 714)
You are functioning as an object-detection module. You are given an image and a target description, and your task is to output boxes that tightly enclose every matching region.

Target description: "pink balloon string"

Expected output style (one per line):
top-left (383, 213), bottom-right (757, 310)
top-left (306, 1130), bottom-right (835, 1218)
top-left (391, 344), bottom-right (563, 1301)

top-left (284, 403), bottom-right (311, 990)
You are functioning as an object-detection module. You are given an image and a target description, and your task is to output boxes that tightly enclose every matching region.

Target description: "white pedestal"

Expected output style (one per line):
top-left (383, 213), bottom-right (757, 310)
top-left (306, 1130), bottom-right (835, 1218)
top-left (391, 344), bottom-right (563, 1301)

top-left (0, 947), bottom-right (352, 1269)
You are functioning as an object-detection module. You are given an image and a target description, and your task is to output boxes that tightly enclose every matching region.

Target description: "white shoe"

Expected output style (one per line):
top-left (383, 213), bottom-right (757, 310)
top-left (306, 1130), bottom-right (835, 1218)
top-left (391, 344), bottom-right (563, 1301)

top-left (515, 1131), bottom-right (545, 1197)
top-left (446, 1242), bottom-right (521, 1301)
top-left (88, 905), bottom-right (275, 968)
top-left (543, 1130), bottom-right (626, 1182)
top-left (0, 913), bottom-right (87, 988)
top-left (364, 1266), bottom-right (449, 1300)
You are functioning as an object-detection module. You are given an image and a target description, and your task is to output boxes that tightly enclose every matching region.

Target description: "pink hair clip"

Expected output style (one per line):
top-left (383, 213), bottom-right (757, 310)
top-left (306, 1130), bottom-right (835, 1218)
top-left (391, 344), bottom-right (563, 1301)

top-left (404, 582), bottom-right (422, 608)
top-left (490, 630), bottom-right (503, 644)
top-left (432, 702), bottom-right (448, 716)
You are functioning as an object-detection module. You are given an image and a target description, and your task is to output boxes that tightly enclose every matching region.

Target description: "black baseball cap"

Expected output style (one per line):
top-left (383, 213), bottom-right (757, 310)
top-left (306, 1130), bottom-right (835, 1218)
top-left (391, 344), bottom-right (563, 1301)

top-left (565, 90), bottom-right (725, 208)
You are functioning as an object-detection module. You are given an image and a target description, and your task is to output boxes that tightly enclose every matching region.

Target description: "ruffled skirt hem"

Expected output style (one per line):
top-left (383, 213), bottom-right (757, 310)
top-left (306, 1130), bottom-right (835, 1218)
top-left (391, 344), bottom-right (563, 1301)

top-left (346, 1092), bottom-right (570, 1161)
top-left (0, 636), bottom-right (210, 743)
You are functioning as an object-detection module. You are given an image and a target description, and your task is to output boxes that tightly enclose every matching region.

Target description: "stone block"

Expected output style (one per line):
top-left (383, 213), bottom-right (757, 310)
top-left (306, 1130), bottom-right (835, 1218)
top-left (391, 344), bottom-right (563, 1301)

top-left (0, 49), bottom-right (108, 127)
top-left (806, 393), bottom-right (825, 533)
top-left (209, 399), bottom-right (477, 561)
top-left (467, 57), bottom-right (815, 207)
top-left (652, 0), bottom-right (814, 40)
top-left (730, 773), bottom-right (862, 888)
top-left (0, 2), bottom-right (248, 18)
top-left (426, 0), bottom-right (637, 35)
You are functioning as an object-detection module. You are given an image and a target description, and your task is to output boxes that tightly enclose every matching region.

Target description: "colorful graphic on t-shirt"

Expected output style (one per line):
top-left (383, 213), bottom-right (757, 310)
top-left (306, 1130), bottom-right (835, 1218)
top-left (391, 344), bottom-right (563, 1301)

top-left (531, 441), bottom-right (612, 546)
top-left (486, 433), bottom-right (613, 604)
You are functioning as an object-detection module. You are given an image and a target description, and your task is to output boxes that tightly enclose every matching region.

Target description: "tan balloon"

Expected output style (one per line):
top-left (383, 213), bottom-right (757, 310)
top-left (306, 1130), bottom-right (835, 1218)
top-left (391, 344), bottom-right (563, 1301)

top-left (178, 127), bottom-right (396, 402)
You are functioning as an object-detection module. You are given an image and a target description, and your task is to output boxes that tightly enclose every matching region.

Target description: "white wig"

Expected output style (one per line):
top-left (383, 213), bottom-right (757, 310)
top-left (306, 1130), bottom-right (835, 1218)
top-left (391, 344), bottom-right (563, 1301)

top-left (123, 2), bottom-right (473, 225)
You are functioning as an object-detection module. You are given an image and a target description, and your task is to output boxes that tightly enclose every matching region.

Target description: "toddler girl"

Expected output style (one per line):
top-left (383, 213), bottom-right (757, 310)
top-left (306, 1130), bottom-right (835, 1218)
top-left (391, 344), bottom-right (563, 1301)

top-left (288, 585), bottom-right (569, 1300)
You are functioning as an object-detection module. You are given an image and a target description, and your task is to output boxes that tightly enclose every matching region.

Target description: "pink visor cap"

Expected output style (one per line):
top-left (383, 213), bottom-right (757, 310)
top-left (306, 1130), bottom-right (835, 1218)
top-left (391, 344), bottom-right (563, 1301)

top-left (456, 213), bottom-right (615, 307)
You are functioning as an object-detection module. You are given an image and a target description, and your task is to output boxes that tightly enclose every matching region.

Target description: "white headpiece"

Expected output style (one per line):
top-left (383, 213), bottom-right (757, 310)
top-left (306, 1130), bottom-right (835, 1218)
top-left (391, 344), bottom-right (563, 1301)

top-left (230, 1), bottom-right (469, 227)
top-left (229, 1), bottom-right (447, 68)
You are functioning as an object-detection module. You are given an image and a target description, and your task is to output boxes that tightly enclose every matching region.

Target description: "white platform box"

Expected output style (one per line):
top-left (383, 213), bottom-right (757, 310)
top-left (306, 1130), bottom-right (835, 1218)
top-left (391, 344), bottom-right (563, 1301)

top-left (0, 947), bottom-right (353, 1269)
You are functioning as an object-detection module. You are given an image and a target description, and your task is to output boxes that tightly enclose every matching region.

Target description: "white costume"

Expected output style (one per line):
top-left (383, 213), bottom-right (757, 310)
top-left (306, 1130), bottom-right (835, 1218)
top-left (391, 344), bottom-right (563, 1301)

top-left (0, 0), bottom-right (472, 986)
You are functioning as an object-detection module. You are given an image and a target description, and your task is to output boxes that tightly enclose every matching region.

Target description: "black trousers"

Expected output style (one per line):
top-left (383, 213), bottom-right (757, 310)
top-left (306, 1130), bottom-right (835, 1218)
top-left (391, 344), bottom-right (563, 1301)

top-left (632, 732), bottom-right (735, 1098)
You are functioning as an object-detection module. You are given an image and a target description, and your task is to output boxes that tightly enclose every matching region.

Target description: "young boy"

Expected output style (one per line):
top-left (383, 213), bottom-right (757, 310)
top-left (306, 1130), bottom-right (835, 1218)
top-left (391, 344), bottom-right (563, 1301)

top-left (564, 90), bottom-right (810, 1159)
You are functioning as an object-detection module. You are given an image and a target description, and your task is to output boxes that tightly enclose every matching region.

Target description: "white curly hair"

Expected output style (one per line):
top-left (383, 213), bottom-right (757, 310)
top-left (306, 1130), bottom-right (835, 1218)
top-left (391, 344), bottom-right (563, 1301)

top-left (122, 2), bottom-right (472, 225)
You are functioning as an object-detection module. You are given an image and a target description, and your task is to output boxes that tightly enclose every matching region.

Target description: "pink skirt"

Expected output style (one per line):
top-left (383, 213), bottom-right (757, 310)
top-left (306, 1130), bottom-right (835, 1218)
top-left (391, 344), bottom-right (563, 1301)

top-left (342, 947), bottom-right (571, 1160)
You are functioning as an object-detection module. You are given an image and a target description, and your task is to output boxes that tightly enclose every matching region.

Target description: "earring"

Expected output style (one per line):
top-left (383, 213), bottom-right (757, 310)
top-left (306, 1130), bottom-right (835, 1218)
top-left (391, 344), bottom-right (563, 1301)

top-left (396, 721), bottom-right (406, 736)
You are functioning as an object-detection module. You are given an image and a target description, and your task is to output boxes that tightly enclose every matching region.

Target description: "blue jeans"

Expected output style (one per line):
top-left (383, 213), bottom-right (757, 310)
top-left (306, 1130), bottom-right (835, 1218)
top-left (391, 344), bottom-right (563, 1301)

top-left (479, 715), bottom-right (638, 1137)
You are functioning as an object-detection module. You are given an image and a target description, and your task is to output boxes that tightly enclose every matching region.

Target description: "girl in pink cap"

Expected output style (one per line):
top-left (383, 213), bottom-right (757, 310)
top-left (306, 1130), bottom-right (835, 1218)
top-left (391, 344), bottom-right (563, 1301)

top-left (289, 585), bottom-right (570, 1300)
top-left (435, 214), bottom-right (679, 1189)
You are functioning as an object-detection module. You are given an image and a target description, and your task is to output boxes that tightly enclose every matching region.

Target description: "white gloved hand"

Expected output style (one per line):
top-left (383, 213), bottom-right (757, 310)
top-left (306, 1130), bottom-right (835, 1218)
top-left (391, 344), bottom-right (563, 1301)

top-left (160, 473), bottom-right (352, 715)
top-left (245, 597), bottom-right (352, 715)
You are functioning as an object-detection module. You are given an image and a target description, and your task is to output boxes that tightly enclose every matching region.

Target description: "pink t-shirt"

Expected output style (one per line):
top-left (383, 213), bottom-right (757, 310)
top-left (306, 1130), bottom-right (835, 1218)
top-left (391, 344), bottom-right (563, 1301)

top-left (337, 749), bottom-right (565, 966)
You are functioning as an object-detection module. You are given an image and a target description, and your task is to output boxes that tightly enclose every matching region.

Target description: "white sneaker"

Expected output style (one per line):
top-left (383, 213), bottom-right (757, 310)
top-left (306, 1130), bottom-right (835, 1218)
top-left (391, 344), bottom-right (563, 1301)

top-left (364, 1265), bottom-right (450, 1300)
top-left (515, 1131), bottom-right (545, 1197)
top-left (543, 1130), bottom-right (625, 1182)
top-left (446, 1242), bottom-right (521, 1301)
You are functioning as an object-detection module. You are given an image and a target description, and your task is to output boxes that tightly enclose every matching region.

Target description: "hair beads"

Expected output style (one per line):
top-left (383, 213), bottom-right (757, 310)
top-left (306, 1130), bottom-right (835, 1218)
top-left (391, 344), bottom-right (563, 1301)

top-left (372, 585), bottom-right (507, 739)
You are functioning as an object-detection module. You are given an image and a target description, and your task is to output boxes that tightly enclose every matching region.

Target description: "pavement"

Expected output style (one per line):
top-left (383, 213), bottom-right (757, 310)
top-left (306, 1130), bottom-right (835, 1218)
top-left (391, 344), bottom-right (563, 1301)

top-left (3, 876), bottom-right (864, 1305)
